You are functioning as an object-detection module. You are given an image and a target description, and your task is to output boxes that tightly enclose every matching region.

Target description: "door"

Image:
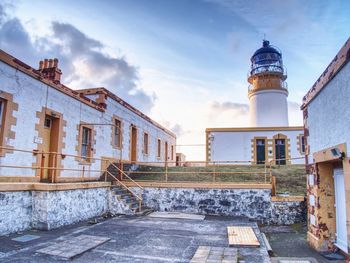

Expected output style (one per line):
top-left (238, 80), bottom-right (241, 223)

top-left (275, 139), bottom-right (286, 165)
top-left (333, 167), bottom-right (348, 253)
top-left (41, 116), bottom-right (52, 181)
top-left (130, 126), bottom-right (137, 163)
top-left (165, 141), bottom-right (168, 163)
top-left (41, 115), bottom-right (59, 182)
top-left (256, 139), bottom-right (266, 164)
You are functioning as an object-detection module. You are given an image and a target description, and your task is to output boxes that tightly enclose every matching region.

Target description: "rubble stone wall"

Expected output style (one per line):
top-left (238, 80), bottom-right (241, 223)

top-left (0, 191), bottom-right (32, 236)
top-left (132, 187), bottom-right (305, 225)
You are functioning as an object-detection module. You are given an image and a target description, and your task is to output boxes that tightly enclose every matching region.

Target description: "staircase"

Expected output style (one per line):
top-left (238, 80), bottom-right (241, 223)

top-left (104, 160), bottom-right (152, 216)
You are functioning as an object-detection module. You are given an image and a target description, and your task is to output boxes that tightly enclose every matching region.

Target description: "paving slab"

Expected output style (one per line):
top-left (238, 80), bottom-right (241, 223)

top-left (190, 246), bottom-right (238, 263)
top-left (36, 234), bottom-right (110, 259)
top-left (0, 216), bottom-right (270, 262)
top-left (270, 258), bottom-right (318, 263)
top-left (149, 211), bottom-right (205, 220)
top-left (11, 235), bottom-right (40, 242)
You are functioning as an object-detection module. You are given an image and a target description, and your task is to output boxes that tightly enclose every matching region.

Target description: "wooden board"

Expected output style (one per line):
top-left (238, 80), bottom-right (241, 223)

top-left (227, 226), bottom-right (260, 247)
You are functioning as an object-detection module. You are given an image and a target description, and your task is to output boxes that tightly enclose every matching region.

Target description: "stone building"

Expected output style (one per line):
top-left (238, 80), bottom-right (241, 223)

top-left (0, 49), bottom-right (176, 182)
top-left (206, 40), bottom-right (304, 165)
top-left (302, 37), bottom-right (350, 256)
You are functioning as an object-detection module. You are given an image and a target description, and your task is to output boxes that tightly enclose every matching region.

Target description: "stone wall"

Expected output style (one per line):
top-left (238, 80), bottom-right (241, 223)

top-left (0, 187), bottom-right (110, 236)
top-left (0, 191), bottom-right (32, 236)
top-left (132, 187), bottom-right (305, 225)
top-left (32, 188), bottom-right (109, 230)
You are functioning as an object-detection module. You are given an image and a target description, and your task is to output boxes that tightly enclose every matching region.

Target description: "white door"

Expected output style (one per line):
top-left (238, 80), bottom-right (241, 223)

top-left (333, 167), bottom-right (348, 253)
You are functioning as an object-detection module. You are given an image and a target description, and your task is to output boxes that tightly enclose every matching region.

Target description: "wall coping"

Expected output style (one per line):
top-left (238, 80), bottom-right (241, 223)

top-left (124, 181), bottom-right (272, 189)
top-left (0, 182), bottom-right (111, 192)
top-left (271, 196), bottom-right (305, 202)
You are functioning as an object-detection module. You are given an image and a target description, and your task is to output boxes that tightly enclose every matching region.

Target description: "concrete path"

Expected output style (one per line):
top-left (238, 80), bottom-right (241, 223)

top-left (263, 224), bottom-right (346, 263)
top-left (0, 215), bottom-right (270, 263)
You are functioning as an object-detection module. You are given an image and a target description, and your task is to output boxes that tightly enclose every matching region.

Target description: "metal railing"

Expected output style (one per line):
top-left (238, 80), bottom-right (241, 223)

top-left (0, 146), bottom-right (144, 211)
top-left (0, 146), bottom-right (306, 197)
top-left (120, 159), bottom-right (271, 184)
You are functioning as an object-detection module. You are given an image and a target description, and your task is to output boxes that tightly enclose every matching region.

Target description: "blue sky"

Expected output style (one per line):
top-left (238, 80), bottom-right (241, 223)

top-left (1, 0), bottom-right (350, 159)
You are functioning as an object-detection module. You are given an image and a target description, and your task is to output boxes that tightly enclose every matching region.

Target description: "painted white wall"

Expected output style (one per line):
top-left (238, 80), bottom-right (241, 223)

top-left (307, 61), bottom-right (350, 162)
top-left (249, 89), bottom-right (289, 127)
top-left (0, 61), bottom-right (175, 177)
top-left (208, 129), bottom-right (304, 164)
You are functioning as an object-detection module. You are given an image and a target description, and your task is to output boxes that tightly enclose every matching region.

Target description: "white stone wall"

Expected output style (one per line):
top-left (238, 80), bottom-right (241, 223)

top-left (208, 129), bottom-right (304, 164)
top-left (0, 191), bottom-right (32, 235)
top-left (131, 187), bottom-right (306, 225)
top-left (0, 60), bottom-right (175, 178)
top-left (307, 61), bottom-right (350, 161)
top-left (32, 188), bottom-right (109, 230)
top-left (249, 89), bottom-right (289, 127)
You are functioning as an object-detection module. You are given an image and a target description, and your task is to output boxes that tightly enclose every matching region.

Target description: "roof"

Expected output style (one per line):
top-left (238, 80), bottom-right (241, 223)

top-left (206, 126), bottom-right (303, 132)
top-left (0, 49), bottom-right (104, 112)
top-left (0, 49), bottom-right (176, 138)
top-left (77, 87), bottom-right (176, 138)
top-left (301, 37), bottom-right (350, 109)
top-left (252, 40), bottom-right (281, 58)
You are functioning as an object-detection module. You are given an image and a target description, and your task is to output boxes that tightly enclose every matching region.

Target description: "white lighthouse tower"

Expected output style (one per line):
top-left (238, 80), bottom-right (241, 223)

top-left (248, 40), bottom-right (289, 127)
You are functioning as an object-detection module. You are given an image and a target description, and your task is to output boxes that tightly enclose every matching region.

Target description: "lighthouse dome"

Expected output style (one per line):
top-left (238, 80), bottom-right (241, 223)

top-left (250, 40), bottom-right (284, 76)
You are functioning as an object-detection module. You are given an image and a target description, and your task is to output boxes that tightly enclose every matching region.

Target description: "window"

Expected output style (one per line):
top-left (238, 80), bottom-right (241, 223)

top-left (113, 118), bottom-right (122, 148)
top-left (44, 117), bottom-right (52, 128)
top-left (81, 127), bottom-right (92, 161)
top-left (171, 145), bottom-right (174, 160)
top-left (0, 100), bottom-right (4, 135)
top-left (143, 133), bottom-right (149, 154)
top-left (157, 139), bottom-right (161, 158)
top-left (301, 135), bottom-right (305, 154)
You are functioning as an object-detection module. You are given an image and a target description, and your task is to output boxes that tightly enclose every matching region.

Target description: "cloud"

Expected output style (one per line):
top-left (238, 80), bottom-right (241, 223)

top-left (207, 101), bottom-right (250, 127)
top-left (170, 123), bottom-right (187, 137)
top-left (0, 4), bottom-right (154, 113)
top-left (210, 101), bottom-right (249, 114)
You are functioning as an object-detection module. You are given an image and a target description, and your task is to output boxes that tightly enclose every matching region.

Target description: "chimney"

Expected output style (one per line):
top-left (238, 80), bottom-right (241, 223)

top-left (38, 58), bottom-right (62, 83)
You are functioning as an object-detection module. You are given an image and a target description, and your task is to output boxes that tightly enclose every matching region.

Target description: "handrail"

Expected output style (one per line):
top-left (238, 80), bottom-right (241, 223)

top-left (104, 170), bottom-right (142, 201)
top-left (106, 160), bottom-right (144, 190)
top-left (105, 169), bottom-right (142, 212)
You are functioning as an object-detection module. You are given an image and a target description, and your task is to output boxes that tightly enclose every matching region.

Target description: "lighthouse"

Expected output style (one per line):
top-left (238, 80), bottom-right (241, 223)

top-left (206, 39), bottom-right (305, 166)
top-left (248, 40), bottom-right (289, 127)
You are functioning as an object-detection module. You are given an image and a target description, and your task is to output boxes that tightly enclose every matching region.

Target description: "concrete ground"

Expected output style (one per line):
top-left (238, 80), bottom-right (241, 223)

top-left (0, 215), bottom-right (270, 263)
top-left (263, 224), bottom-right (346, 263)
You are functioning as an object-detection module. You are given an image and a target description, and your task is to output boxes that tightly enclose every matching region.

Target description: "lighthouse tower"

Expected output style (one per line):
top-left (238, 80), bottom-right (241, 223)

top-left (248, 40), bottom-right (289, 127)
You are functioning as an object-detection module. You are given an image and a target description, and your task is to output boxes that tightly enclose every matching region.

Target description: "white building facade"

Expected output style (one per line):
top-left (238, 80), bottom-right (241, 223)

top-left (0, 49), bottom-right (176, 182)
top-left (302, 37), bottom-right (350, 255)
top-left (206, 40), bottom-right (305, 165)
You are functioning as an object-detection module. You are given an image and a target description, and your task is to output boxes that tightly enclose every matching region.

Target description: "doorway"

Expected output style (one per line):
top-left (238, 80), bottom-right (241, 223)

top-left (130, 125), bottom-right (137, 163)
top-left (41, 114), bottom-right (60, 182)
top-left (256, 139), bottom-right (266, 164)
top-left (275, 139), bottom-right (286, 165)
top-left (165, 141), bottom-right (168, 163)
top-left (333, 167), bottom-right (348, 253)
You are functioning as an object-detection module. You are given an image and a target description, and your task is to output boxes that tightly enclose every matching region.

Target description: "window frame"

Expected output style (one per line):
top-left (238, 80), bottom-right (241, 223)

top-left (112, 117), bottom-right (122, 149)
top-left (171, 145), bottom-right (174, 160)
top-left (143, 132), bottom-right (149, 155)
top-left (157, 138), bottom-right (161, 158)
top-left (79, 124), bottom-right (94, 163)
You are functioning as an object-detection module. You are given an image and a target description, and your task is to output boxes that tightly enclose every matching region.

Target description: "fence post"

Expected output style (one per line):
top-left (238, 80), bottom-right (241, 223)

top-left (165, 161), bottom-right (168, 182)
top-left (213, 162), bottom-right (216, 183)
top-left (271, 175), bottom-right (276, 196)
top-left (82, 166), bottom-right (85, 181)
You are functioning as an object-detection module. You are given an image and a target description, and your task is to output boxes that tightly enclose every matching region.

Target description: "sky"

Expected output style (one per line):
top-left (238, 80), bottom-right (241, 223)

top-left (1, 0), bottom-right (350, 160)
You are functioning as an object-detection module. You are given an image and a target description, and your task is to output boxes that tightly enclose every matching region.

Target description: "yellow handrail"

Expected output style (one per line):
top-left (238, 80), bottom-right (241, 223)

top-left (105, 169), bottom-right (142, 212)
top-left (106, 160), bottom-right (144, 190)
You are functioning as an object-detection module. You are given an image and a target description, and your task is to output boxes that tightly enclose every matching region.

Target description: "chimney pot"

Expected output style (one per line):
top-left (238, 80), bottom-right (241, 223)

top-left (53, 58), bottom-right (58, 67)
top-left (48, 59), bottom-right (53, 68)
top-left (43, 59), bottom-right (48, 69)
top-left (39, 61), bottom-right (44, 70)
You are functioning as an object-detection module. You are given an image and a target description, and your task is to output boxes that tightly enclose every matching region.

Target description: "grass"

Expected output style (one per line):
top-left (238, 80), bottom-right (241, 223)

top-left (124, 164), bottom-right (307, 196)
